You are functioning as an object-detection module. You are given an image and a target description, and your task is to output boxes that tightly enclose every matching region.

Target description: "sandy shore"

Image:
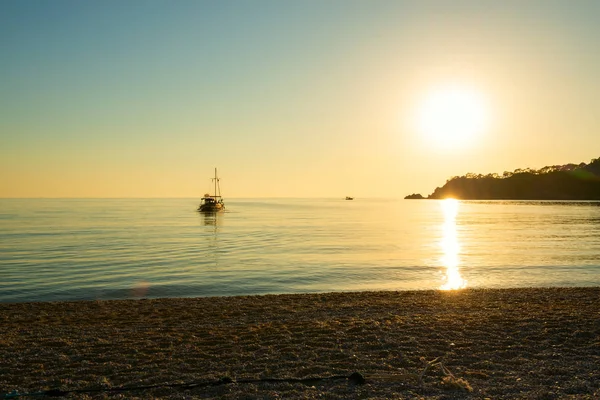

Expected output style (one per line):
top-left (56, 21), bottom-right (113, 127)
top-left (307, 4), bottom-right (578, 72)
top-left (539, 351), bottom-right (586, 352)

top-left (1, 288), bottom-right (599, 399)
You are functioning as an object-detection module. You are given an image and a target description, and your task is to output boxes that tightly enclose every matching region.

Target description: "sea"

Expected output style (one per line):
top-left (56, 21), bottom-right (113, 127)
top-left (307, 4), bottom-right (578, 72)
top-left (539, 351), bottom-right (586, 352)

top-left (1, 198), bottom-right (599, 303)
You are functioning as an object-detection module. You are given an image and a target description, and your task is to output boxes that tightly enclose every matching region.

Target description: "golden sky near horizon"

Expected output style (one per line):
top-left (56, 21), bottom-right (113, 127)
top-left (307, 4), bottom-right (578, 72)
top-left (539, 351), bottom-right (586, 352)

top-left (1, 1), bottom-right (599, 198)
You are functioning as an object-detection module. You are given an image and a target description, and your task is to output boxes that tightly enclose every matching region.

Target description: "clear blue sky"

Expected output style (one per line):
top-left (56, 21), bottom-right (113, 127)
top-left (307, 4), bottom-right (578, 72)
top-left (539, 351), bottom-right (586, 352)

top-left (2, 0), bottom-right (599, 197)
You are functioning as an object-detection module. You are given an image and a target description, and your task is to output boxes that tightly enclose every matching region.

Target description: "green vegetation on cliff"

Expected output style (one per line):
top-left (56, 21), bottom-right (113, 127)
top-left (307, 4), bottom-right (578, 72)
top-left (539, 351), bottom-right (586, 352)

top-left (404, 193), bottom-right (424, 199)
top-left (406, 157), bottom-right (600, 200)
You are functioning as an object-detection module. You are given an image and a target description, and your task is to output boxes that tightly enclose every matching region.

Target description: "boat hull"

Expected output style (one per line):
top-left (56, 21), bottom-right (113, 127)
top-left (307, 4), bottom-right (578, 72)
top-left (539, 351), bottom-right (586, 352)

top-left (198, 203), bottom-right (224, 212)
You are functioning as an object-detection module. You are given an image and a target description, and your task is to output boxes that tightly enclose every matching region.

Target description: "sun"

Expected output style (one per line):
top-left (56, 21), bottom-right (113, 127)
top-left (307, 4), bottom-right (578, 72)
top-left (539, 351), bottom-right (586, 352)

top-left (416, 84), bottom-right (489, 150)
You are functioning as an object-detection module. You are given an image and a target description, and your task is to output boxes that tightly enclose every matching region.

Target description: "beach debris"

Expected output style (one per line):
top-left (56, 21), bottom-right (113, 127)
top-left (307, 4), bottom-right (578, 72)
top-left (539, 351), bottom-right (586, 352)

top-left (365, 356), bottom-right (472, 391)
top-left (418, 356), bottom-right (473, 392)
top-left (0, 372), bottom-right (367, 398)
top-left (440, 375), bottom-right (473, 392)
top-left (348, 372), bottom-right (366, 385)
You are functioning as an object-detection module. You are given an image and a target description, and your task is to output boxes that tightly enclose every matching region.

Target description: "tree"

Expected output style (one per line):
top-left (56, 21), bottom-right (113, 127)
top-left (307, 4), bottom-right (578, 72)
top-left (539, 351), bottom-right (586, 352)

top-left (422, 156), bottom-right (600, 200)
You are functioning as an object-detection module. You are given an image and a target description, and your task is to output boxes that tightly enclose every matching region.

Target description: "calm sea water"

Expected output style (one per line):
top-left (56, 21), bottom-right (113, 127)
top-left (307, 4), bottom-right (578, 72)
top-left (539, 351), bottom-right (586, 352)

top-left (1, 198), bottom-right (599, 303)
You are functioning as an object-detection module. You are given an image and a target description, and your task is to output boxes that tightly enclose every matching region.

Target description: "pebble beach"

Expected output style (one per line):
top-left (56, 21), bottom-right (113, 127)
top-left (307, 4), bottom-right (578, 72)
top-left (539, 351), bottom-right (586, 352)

top-left (1, 288), bottom-right (599, 399)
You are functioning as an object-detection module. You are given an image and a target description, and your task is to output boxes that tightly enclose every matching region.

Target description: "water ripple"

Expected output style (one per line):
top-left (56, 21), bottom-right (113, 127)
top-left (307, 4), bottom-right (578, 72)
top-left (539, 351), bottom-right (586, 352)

top-left (1, 198), bottom-right (600, 302)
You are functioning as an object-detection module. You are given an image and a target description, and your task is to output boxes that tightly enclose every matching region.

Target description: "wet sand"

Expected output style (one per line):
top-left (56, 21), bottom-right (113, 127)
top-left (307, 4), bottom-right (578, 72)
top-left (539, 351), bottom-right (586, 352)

top-left (1, 288), bottom-right (599, 399)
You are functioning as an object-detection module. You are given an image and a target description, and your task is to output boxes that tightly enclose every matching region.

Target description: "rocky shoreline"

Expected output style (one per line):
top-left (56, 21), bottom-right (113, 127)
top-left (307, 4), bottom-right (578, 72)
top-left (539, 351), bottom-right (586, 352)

top-left (1, 287), bottom-right (599, 399)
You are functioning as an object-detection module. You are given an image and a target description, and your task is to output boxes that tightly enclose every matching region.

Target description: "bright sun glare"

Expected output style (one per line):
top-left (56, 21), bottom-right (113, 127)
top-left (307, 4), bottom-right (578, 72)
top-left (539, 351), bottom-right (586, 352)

top-left (440, 199), bottom-right (466, 290)
top-left (417, 85), bottom-right (489, 150)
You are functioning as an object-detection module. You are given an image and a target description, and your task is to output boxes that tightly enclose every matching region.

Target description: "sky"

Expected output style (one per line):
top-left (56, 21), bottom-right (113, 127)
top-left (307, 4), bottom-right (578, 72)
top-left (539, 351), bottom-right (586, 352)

top-left (1, 0), bottom-right (599, 198)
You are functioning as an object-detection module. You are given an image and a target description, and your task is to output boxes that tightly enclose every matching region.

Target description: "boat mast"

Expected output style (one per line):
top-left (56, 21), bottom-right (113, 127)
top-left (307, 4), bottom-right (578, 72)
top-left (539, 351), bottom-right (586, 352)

top-left (214, 168), bottom-right (218, 197)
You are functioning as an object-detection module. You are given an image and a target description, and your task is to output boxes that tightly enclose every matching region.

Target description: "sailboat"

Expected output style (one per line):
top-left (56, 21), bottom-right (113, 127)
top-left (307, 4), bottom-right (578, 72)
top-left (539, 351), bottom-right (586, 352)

top-left (198, 168), bottom-right (225, 212)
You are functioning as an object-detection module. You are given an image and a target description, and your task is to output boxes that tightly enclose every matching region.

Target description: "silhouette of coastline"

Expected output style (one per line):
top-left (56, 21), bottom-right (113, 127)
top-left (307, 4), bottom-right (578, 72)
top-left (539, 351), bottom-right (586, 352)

top-left (406, 157), bottom-right (600, 200)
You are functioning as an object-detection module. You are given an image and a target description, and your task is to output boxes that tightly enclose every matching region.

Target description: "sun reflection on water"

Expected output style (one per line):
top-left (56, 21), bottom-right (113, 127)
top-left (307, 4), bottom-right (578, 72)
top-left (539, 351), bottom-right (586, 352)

top-left (440, 199), bottom-right (467, 290)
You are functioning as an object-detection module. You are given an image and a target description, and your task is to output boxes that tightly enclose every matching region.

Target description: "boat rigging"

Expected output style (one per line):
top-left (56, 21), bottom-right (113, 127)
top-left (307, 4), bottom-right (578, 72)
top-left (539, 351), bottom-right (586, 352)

top-left (198, 168), bottom-right (225, 212)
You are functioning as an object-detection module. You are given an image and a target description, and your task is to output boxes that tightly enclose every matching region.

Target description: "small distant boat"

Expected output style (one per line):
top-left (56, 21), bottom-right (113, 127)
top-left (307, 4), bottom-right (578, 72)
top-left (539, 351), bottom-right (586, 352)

top-left (198, 168), bottom-right (225, 213)
top-left (345, 196), bottom-right (354, 200)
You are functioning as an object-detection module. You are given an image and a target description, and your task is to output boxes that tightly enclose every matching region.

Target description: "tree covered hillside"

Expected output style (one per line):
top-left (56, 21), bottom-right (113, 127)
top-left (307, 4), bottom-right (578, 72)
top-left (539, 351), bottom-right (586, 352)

top-left (409, 157), bottom-right (600, 200)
